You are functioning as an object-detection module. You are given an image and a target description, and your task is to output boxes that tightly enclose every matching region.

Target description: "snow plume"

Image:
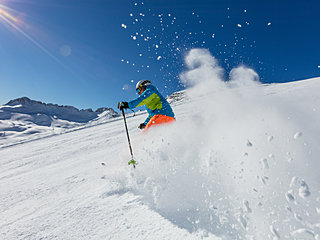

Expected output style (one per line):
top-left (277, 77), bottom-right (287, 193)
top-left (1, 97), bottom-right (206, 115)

top-left (127, 49), bottom-right (320, 239)
top-left (180, 48), bottom-right (225, 97)
top-left (229, 65), bottom-right (260, 87)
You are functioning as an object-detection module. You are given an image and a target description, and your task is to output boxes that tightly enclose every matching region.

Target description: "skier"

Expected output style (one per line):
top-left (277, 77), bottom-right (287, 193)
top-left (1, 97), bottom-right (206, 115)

top-left (118, 80), bottom-right (175, 131)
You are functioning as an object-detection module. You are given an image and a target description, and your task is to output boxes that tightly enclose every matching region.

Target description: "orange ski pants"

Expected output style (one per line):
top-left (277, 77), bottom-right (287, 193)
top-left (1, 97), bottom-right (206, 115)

top-left (144, 114), bottom-right (175, 131)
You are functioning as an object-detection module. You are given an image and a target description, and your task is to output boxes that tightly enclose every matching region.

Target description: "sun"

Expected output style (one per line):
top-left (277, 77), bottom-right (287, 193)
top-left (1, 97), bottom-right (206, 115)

top-left (0, 2), bottom-right (24, 35)
top-left (0, 2), bottom-right (38, 47)
top-left (0, 3), bottom-right (18, 25)
top-left (0, 2), bottom-right (63, 65)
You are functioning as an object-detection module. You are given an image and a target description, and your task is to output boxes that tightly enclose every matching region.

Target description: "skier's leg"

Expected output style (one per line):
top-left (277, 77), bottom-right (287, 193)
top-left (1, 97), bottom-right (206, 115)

top-left (143, 114), bottom-right (175, 131)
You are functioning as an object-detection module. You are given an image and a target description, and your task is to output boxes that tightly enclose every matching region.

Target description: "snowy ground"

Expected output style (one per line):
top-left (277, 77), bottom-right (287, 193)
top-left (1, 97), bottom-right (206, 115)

top-left (1, 106), bottom-right (215, 240)
top-left (1, 50), bottom-right (320, 240)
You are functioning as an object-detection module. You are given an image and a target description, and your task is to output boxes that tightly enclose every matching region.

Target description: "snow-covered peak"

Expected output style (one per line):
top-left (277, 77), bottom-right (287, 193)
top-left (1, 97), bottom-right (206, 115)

top-left (6, 96), bottom-right (42, 106)
top-left (95, 107), bottom-right (119, 117)
top-left (0, 97), bottom-right (120, 146)
top-left (2, 96), bottom-right (119, 123)
top-left (5, 96), bottom-right (86, 115)
top-left (166, 90), bottom-right (188, 105)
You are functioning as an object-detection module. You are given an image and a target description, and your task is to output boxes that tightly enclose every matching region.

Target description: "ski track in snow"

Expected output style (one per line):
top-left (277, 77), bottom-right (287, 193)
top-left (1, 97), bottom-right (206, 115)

top-left (1, 51), bottom-right (320, 239)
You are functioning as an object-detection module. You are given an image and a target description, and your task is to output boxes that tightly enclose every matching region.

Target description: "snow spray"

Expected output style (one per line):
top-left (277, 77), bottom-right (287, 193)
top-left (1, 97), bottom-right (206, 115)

top-left (126, 49), bottom-right (320, 240)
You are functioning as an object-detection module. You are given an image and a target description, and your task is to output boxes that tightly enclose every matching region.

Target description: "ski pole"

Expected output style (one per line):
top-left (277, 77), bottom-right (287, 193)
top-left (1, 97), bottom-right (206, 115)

top-left (121, 109), bottom-right (136, 168)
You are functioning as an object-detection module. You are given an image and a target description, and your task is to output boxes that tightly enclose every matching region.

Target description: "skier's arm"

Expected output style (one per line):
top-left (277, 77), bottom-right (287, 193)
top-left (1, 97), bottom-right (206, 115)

top-left (144, 112), bottom-right (151, 125)
top-left (128, 88), bottom-right (153, 109)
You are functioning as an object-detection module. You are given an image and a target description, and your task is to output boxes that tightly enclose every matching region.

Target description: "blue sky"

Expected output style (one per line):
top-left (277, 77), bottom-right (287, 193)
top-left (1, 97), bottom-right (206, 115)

top-left (0, 0), bottom-right (319, 110)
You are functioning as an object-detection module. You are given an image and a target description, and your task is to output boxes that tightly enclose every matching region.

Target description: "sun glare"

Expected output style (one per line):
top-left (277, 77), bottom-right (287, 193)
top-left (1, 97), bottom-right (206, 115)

top-left (0, 7), bottom-right (17, 23)
top-left (0, 3), bottom-right (21, 31)
top-left (0, 2), bottom-right (63, 65)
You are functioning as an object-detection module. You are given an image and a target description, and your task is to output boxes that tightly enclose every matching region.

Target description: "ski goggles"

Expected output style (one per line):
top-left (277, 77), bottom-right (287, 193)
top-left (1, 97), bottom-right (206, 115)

top-left (136, 86), bottom-right (143, 94)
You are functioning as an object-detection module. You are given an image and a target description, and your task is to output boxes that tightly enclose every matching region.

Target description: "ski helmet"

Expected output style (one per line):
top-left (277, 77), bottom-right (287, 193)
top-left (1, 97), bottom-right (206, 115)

top-left (136, 79), bottom-right (151, 92)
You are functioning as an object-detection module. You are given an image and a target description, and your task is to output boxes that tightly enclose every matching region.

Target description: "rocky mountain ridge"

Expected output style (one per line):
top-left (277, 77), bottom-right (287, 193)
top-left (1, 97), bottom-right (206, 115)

top-left (2, 96), bottom-right (119, 123)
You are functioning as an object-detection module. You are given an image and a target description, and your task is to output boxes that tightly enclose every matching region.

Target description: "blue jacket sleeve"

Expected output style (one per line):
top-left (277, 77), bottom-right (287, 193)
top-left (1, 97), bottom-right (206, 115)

top-left (144, 112), bottom-right (151, 125)
top-left (127, 88), bottom-right (153, 109)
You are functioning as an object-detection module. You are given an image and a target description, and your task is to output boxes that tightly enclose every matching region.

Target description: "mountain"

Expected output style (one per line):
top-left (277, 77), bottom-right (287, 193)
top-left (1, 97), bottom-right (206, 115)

top-left (166, 90), bottom-right (188, 105)
top-left (3, 97), bottom-right (119, 123)
top-left (0, 97), bottom-right (119, 147)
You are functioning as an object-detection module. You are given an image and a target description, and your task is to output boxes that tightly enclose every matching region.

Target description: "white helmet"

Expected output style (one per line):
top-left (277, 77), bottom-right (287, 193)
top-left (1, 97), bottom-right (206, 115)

top-left (136, 79), bottom-right (151, 91)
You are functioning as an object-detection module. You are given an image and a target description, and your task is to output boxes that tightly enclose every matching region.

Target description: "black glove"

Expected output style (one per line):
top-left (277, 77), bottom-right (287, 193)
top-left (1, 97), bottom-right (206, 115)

top-left (117, 102), bottom-right (129, 110)
top-left (138, 123), bottom-right (146, 130)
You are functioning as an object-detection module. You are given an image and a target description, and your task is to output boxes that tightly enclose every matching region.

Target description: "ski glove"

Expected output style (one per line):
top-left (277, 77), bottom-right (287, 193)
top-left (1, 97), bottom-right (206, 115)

top-left (117, 102), bottom-right (129, 110)
top-left (138, 123), bottom-right (146, 129)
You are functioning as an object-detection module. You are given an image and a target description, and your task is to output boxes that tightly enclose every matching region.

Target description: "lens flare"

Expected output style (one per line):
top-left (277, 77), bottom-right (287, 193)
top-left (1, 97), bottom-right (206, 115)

top-left (0, 2), bottom-right (64, 66)
top-left (0, 5), bottom-right (18, 23)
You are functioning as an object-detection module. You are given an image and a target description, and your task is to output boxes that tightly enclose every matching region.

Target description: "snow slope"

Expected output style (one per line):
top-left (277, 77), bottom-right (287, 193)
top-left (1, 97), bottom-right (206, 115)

top-left (1, 49), bottom-right (320, 239)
